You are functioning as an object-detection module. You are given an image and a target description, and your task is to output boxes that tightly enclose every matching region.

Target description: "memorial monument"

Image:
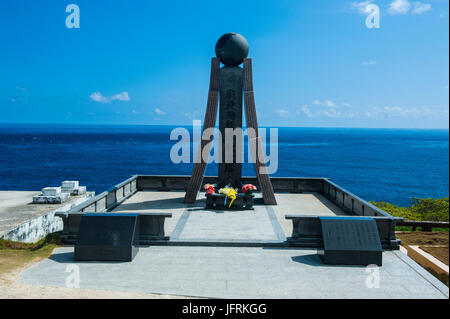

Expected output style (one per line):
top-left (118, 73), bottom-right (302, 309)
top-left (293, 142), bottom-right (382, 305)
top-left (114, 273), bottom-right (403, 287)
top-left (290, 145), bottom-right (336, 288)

top-left (60, 34), bottom-right (387, 266)
top-left (184, 33), bottom-right (277, 206)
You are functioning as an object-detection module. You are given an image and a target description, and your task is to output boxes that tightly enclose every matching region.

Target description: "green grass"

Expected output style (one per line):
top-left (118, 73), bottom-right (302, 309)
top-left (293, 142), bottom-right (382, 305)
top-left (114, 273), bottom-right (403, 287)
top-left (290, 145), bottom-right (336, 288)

top-left (0, 233), bottom-right (62, 276)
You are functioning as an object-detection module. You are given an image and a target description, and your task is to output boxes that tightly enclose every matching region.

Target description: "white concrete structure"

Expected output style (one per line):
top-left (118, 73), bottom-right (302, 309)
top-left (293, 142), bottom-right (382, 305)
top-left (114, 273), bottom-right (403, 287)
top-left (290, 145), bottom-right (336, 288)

top-left (0, 191), bottom-right (94, 243)
top-left (32, 181), bottom-right (87, 204)
top-left (42, 187), bottom-right (61, 196)
top-left (61, 180), bottom-right (86, 195)
top-left (61, 181), bottom-right (79, 190)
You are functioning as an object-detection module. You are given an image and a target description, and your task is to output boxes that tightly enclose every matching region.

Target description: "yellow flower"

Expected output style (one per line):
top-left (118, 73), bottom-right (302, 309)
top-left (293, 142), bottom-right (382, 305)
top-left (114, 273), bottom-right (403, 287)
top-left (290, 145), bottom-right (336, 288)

top-left (219, 187), bottom-right (238, 208)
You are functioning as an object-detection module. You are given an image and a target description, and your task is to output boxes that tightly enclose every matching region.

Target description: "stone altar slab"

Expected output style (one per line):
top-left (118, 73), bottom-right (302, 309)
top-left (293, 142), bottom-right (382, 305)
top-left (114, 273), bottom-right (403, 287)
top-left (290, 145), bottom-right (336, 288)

top-left (75, 213), bottom-right (139, 262)
top-left (318, 217), bottom-right (382, 266)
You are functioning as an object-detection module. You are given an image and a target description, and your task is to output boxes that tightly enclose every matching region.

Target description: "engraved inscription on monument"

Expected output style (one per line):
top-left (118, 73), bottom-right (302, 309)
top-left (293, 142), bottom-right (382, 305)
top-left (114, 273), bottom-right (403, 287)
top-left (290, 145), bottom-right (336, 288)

top-left (75, 213), bottom-right (140, 262)
top-left (218, 66), bottom-right (243, 188)
top-left (318, 217), bottom-right (382, 266)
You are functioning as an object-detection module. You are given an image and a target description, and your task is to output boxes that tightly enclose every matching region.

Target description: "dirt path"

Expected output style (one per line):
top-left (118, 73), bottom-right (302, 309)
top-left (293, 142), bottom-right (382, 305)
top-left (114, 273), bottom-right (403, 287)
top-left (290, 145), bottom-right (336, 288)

top-left (420, 246), bottom-right (449, 265)
top-left (396, 231), bottom-right (449, 246)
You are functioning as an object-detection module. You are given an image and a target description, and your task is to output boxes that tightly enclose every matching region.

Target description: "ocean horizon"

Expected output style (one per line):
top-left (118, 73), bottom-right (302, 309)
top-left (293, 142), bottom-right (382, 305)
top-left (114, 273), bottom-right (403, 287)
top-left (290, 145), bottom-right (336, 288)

top-left (0, 123), bottom-right (448, 207)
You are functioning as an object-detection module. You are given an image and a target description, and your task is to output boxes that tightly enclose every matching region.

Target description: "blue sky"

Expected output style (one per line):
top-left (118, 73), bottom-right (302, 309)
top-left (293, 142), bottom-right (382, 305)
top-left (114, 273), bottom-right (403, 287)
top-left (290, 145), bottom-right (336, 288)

top-left (0, 0), bottom-right (448, 128)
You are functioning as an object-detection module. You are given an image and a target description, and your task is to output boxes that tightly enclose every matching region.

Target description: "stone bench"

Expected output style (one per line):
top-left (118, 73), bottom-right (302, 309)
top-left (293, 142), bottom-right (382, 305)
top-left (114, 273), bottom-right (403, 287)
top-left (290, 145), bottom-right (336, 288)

top-left (285, 214), bottom-right (402, 250)
top-left (56, 212), bottom-right (172, 245)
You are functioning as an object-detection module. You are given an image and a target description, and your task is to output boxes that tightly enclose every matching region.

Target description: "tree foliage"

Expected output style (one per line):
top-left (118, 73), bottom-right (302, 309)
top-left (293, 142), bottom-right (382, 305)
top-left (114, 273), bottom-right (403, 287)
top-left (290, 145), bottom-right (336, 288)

top-left (371, 198), bottom-right (449, 222)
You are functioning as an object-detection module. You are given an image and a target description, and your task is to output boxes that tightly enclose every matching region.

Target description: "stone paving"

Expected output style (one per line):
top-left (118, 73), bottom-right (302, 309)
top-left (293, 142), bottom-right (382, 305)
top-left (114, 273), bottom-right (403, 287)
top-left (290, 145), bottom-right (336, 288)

top-left (111, 191), bottom-right (344, 241)
top-left (21, 246), bottom-right (449, 299)
top-left (171, 206), bottom-right (285, 242)
top-left (13, 190), bottom-right (450, 298)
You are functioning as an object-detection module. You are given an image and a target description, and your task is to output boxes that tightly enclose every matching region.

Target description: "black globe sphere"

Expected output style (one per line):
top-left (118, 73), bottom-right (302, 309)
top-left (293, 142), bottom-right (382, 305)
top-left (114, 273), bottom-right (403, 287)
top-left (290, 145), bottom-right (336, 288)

top-left (215, 33), bottom-right (249, 66)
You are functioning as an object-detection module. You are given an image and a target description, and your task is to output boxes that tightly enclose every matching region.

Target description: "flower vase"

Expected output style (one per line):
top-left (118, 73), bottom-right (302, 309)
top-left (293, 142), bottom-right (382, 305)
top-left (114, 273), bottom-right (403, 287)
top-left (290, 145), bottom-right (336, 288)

top-left (244, 194), bottom-right (254, 210)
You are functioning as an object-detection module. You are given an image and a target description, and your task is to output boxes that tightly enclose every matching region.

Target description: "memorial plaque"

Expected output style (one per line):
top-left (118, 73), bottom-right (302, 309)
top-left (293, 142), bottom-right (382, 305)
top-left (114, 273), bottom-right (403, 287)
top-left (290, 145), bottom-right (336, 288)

top-left (318, 217), bottom-right (382, 266)
top-left (218, 66), bottom-right (243, 188)
top-left (75, 213), bottom-right (139, 262)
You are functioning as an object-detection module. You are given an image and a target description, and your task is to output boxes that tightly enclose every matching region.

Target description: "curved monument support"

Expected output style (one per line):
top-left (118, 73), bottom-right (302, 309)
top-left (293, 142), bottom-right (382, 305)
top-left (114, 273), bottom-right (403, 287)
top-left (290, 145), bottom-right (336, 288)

top-left (243, 58), bottom-right (277, 205)
top-left (184, 58), bottom-right (220, 204)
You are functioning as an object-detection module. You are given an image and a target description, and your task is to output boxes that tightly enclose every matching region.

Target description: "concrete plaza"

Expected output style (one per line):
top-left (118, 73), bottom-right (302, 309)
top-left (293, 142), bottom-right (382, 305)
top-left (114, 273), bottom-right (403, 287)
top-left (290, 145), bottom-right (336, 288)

top-left (21, 246), bottom-right (448, 299)
top-left (19, 190), bottom-right (449, 299)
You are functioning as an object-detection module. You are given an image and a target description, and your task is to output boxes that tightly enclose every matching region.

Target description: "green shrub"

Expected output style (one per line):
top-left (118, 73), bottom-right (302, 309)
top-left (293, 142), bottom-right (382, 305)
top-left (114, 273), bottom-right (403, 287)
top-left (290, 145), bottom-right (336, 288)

top-left (371, 198), bottom-right (449, 222)
top-left (410, 197), bottom-right (449, 222)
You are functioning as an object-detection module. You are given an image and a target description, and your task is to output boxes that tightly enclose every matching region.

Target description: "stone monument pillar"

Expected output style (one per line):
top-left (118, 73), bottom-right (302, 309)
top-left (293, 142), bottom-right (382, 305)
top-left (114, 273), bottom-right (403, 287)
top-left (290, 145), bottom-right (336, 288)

top-left (216, 33), bottom-right (248, 188)
top-left (218, 66), bottom-right (243, 187)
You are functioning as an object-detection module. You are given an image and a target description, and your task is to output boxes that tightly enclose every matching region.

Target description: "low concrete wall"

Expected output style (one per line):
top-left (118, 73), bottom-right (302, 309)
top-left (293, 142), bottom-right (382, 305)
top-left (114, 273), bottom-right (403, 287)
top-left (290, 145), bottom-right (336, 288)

top-left (60, 175), bottom-right (402, 249)
top-left (69, 175), bottom-right (138, 214)
top-left (136, 175), bottom-right (398, 219)
top-left (1, 194), bottom-right (94, 243)
top-left (322, 179), bottom-right (394, 218)
top-left (136, 175), bottom-right (326, 193)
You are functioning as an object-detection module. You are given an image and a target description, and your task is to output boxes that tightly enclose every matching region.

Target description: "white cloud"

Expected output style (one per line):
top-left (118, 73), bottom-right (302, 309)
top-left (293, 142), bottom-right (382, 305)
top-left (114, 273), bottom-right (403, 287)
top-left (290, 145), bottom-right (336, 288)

top-left (317, 109), bottom-right (342, 118)
top-left (10, 97), bottom-right (27, 103)
top-left (412, 2), bottom-right (431, 14)
top-left (299, 103), bottom-right (438, 120)
top-left (388, 0), bottom-right (411, 14)
top-left (352, 0), bottom-right (431, 16)
top-left (364, 106), bottom-right (436, 118)
top-left (301, 105), bottom-right (314, 118)
top-left (276, 108), bottom-right (291, 117)
top-left (348, 1), bottom-right (374, 14)
top-left (89, 91), bottom-right (130, 103)
top-left (155, 107), bottom-right (166, 115)
top-left (131, 109), bottom-right (138, 115)
top-left (89, 92), bottom-right (109, 103)
top-left (112, 92), bottom-right (130, 101)
top-left (313, 99), bottom-right (336, 107)
top-left (342, 102), bottom-right (352, 107)
top-left (181, 110), bottom-right (201, 120)
top-left (362, 60), bottom-right (377, 66)
top-left (388, 0), bottom-right (431, 15)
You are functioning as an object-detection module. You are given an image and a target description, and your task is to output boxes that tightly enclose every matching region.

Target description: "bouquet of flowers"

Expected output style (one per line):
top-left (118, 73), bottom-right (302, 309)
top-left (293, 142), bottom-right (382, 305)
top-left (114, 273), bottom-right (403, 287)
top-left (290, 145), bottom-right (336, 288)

top-left (242, 184), bottom-right (257, 196)
top-left (203, 183), bottom-right (216, 195)
top-left (219, 186), bottom-right (238, 208)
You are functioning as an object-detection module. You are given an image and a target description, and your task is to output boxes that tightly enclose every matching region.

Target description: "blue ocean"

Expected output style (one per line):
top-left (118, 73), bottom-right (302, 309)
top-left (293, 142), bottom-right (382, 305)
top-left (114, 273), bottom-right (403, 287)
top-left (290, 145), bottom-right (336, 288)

top-left (0, 124), bottom-right (448, 206)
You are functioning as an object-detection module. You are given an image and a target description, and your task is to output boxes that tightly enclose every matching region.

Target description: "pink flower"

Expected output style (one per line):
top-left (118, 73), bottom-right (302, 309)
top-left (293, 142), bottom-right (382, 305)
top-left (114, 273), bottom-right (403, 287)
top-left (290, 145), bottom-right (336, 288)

top-left (203, 183), bottom-right (215, 195)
